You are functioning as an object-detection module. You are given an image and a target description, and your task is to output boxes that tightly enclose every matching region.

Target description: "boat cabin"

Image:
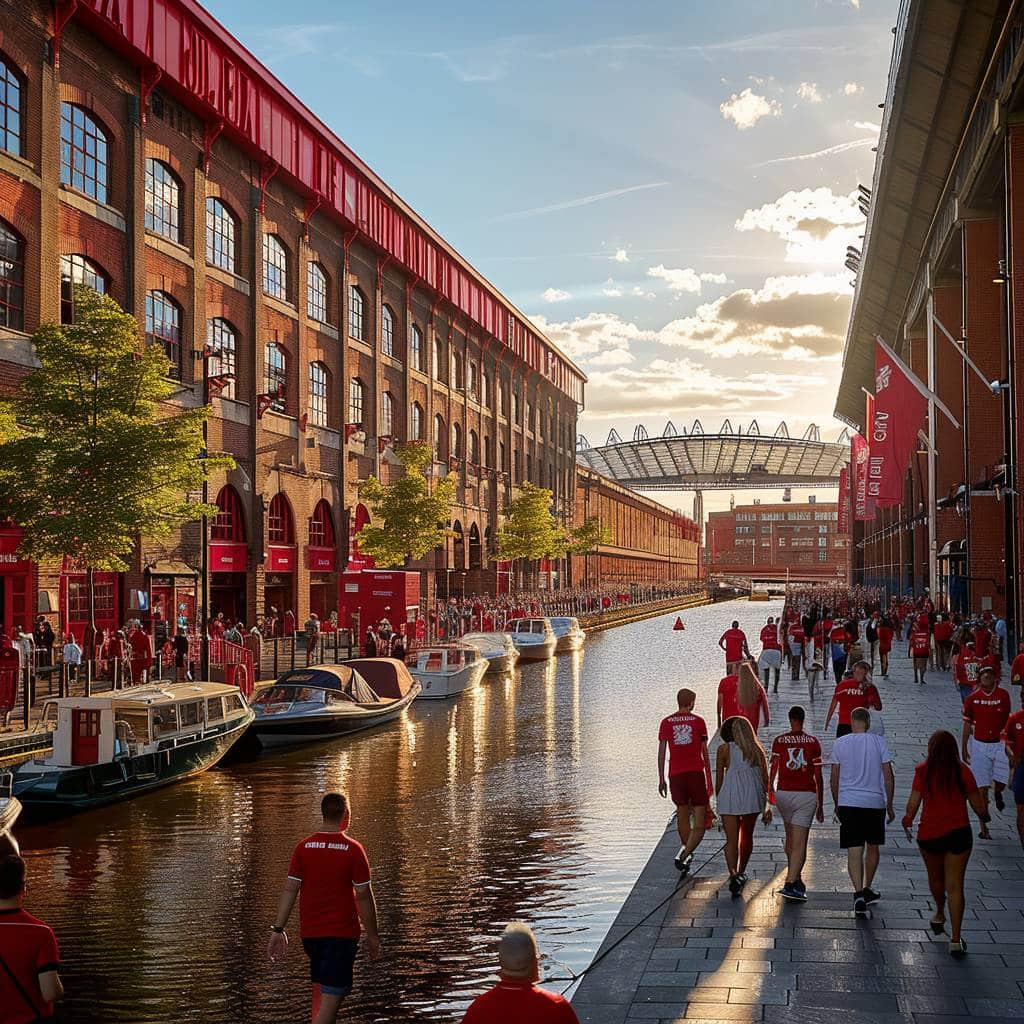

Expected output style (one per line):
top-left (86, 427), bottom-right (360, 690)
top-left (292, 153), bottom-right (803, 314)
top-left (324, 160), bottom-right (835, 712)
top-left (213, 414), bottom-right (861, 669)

top-left (548, 617), bottom-right (582, 635)
top-left (407, 644), bottom-right (480, 674)
top-left (508, 618), bottom-right (554, 638)
top-left (255, 665), bottom-right (380, 709)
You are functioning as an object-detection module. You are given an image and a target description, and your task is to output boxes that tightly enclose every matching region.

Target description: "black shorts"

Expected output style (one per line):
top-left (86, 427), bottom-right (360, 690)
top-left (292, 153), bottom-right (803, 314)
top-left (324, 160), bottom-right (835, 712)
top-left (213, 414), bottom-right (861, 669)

top-left (302, 937), bottom-right (359, 997)
top-left (835, 724), bottom-right (853, 738)
top-left (837, 806), bottom-right (886, 848)
top-left (917, 826), bottom-right (973, 856)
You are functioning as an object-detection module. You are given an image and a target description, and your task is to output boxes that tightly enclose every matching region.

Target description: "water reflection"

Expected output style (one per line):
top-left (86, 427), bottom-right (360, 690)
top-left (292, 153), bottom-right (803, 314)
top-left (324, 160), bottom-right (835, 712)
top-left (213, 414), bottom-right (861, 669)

top-left (19, 599), bottom-right (781, 1022)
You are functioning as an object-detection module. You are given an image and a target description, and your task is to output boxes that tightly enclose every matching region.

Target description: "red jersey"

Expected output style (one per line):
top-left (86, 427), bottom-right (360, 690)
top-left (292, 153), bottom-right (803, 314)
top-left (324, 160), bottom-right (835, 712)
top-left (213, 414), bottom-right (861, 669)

top-left (981, 653), bottom-right (1002, 682)
top-left (829, 625), bottom-right (848, 646)
top-left (787, 625), bottom-right (805, 647)
top-left (720, 627), bottom-right (747, 662)
top-left (463, 980), bottom-right (579, 1024)
top-left (955, 651), bottom-right (982, 688)
top-left (770, 731), bottom-right (822, 793)
top-left (911, 761), bottom-right (978, 841)
top-left (962, 686), bottom-right (1012, 743)
top-left (0, 908), bottom-right (59, 1023)
top-left (718, 675), bottom-right (767, 731)
top-left (975, 626), bottom-right (992, 656)
top-left (877, 625), bottom-right (894, 653)
top-left (287, 831), bottom-right (372, 938)
top-left (760, 624), bottom-right (781, 651)
top-left (812, 622), bottom-right (826, 649)
top-left (1011, 653), bottom-right (1024, 686)
top-left (832, 678), bottom-right (882, 726)
top-left (1002, 709), bottom-right (1024, 758)
top-left (908, 628), bottom-right (930, 658)
top-left (658, 711), bottom-right (708, 776)
top-left (933, 621), bottom-right (953, 643)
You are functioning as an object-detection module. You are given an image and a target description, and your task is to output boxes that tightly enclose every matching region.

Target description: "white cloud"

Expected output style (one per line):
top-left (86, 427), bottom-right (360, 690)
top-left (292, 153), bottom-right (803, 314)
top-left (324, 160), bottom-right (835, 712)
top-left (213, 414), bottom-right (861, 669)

top-left (797, 82), bottom-right (823, 104)
top-left (735, 186), bottom-right (864, 264)
top-left (602, 278), bottom-right (623, 297)
top-left (843, 81), bottom-right (863, 95)
top-left (542, 287), bottom-right (571, 303)
top-left (586, 348), bottom-right (635, 367)
top-left (647, 266), bottom-right (730, 294)
top-left (631, 286), bottom-right (656, 300)
top-left (720, 88), bottom-right (782, 130)
top-left (611, 248), bottom-right (630, 263)
top-left (529, 312), bottom-right (656, 361)
top-left (700, 272), bottom-right (728, 285)
top-left (754, 136), bottom-right (876, 166)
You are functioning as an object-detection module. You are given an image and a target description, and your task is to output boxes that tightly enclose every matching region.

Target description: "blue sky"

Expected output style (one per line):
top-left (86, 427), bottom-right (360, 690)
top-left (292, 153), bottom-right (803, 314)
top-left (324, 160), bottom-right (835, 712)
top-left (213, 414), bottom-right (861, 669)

top-left (208, 0), bottom-right (894, 513)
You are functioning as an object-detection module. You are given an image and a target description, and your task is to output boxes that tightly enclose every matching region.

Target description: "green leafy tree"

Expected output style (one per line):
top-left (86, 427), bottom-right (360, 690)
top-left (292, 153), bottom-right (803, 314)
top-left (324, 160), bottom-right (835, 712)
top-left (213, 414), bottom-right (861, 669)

top-left (0, 285), bottom-right (234, 643)
top-left (567, 515), bottom-right (612, 554)
top-left (356, 441), bottom-right (456, 567)
top-left (496, 482), bottom-right (569, 562)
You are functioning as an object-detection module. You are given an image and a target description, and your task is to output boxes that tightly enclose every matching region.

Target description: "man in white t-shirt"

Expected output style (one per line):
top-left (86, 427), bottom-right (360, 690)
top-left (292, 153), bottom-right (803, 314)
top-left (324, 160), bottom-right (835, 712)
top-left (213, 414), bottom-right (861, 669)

top-left (829, 707), bottom-right (895, 915)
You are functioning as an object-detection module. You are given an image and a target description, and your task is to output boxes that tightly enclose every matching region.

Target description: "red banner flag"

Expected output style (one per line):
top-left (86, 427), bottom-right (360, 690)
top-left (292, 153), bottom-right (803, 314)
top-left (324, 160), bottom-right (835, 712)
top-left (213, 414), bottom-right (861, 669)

top-left (852, 433), bottom-right (872, 521)
top-left (838, 465), bottom-right (850, 533)
top-left (869, 340), bottom-right (928, 506)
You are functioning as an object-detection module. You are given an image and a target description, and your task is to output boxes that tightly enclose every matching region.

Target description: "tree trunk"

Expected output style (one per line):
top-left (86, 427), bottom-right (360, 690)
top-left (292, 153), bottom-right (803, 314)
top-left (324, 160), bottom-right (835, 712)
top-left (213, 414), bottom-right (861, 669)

top-left (85, 564), bottom-right (97, 696)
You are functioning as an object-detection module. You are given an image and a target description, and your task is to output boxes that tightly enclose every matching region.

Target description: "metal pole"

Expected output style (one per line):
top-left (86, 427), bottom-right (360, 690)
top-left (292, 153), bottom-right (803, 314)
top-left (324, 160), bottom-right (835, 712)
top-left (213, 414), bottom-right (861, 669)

top-left (926, 273), bottom-right (939, 596)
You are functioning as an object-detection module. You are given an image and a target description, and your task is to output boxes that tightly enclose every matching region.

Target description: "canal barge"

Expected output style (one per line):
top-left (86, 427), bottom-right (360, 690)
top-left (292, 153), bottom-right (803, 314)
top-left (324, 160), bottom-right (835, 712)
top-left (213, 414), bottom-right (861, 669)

top-left (12, 682), bottom-right (254, 813)
top-left (548, 616), bottom-right (586, 654)
top-left (406, 643), bottom-right (488, 698)
top-left (460, 632), bottom-right (520, 674)
top-left (250, 660), bottom-right (419, 748)
top-left (507, 618), bottom-right (558, 661)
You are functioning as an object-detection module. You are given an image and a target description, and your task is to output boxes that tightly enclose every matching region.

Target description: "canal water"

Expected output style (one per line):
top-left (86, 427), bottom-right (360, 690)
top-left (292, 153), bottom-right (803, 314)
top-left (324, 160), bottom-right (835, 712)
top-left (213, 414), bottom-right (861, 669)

top-left (20, 597), bottom-right (782, 1023)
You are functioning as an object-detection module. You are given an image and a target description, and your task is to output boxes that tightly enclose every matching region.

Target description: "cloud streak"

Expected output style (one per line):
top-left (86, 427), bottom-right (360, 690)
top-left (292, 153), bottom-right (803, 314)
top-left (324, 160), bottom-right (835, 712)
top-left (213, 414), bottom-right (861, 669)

top-left (754, 137), bottom-right (876, 167)
top-left (492, 182), bottom-right (669, 222)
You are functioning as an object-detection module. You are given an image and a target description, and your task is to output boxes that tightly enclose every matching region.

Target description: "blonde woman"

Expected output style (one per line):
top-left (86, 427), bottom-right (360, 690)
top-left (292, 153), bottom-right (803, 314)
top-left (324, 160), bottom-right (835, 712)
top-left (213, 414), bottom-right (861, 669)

top-left (716, 715), bottom-right (773, 895)
top-left (737, 662), bottom-right (771, 734)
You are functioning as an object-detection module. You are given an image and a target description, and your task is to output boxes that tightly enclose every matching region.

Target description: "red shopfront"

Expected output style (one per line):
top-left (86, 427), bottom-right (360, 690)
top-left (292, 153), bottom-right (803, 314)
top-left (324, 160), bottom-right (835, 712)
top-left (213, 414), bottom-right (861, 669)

top-left (265, 545), bottom-right (297, 623)
top-left (60, 557), bottom-right (120, 644)
top-left (307, 546), bottom-right (337, 621)
top-left (209, 542), bottom-right (248, 622)
top-left (0, 528), bottom-right (33, 639)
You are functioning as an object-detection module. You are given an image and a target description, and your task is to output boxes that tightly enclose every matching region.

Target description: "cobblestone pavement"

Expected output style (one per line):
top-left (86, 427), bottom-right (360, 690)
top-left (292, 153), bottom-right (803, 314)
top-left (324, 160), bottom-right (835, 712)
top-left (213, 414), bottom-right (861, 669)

top-left (571, 644), bottom-right (1024, 1023)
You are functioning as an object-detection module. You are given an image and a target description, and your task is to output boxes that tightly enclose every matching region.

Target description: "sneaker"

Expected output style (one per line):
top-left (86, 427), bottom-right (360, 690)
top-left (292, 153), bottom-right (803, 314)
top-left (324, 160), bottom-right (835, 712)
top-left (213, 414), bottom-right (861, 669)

top-left (863, 887), bottom-right (881, 906)
top-left (674, 850), bottom-right (693, 876)
top-left (854, 892), bottom-right (868, 915)
top-left (728, 874), bottom-right (742, 896)
top-left (780, 882), bottom-right (807, 902)
top-left (794, 878), bottom-right (807, 894)
top-left (949, 939), bottom-right (968, 959)
top-left (995, 790), bottom-right (1005, 812)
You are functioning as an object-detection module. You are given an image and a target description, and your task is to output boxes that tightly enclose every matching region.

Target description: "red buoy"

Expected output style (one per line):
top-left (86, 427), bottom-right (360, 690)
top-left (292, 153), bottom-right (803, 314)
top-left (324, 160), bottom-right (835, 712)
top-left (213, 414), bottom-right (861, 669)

top-left (673, 617), bottom-right (685, 631)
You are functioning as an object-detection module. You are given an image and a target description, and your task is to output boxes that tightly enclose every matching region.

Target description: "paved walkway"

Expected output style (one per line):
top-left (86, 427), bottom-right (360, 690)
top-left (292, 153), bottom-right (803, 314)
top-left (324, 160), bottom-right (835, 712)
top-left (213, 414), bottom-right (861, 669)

top-left (572, 645), bottom-right (1024, 1024)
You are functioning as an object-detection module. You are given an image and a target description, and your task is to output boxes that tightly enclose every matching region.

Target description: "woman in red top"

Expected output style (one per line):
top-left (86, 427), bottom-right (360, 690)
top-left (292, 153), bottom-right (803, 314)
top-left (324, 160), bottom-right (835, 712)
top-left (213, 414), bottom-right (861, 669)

top-left (876, 618), bottom-right (894, 678)
top-left (902, 730), bottom-right (990, 958)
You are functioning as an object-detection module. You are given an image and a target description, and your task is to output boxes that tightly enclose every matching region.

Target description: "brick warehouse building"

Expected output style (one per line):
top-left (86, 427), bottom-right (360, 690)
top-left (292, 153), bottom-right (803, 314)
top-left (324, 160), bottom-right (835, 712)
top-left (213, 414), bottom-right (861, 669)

top-left (0, 0), bottom-right (586, 640)
top-left (706, 502), bottom-right (850, 582)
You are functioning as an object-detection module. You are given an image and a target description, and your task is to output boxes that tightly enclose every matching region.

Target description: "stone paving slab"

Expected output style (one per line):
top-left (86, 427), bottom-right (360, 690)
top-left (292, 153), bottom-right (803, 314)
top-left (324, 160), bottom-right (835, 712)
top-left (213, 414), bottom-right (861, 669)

top-left (572, 642), bottom-right (1024, 1023)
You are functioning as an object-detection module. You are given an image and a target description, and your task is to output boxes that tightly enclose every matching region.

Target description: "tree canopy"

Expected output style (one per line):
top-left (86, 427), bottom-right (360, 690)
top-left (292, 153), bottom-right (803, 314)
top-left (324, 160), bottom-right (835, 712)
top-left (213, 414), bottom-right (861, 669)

top-left (567, 515), bottom-right (613, 555)
top-left (496, 481), bottom-right (569, 562)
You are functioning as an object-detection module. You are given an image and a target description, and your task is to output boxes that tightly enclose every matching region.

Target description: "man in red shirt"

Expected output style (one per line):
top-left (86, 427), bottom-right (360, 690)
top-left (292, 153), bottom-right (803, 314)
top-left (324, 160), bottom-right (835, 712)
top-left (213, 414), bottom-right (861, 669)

top-left (268, 793), bottom-right (381, 1024)
top-left (824, 661), bottom-right (882, 738)
top-left (1002, 687), bottom-right (1024, 850)
top-left (770, 706), bottom-right (824, 901)
top-left (907, 622), bottom-right (931, 685)
top-left (975, 621), bottom-right (992, 657)
top-left (1010, 642), bottom-right (1024, 689)
top-left (933, 615), bottom-right (954, 671)
top-left (462, 922), bottom-right (579, 1023)
top-left (718, 621), bottom-right (750, 674)
top-left (758, 616), bottom-right (783, 693)
top-left (954, 641), bottom-right (982, 702)
top-left (659, 687), bottom-right (712, 875)
top-left (787, 622), bottom-right (805, 681)
top-left (0, 855), bottom-right (62, 1024)
top-left (962, 668), bottom-right (1012, 838)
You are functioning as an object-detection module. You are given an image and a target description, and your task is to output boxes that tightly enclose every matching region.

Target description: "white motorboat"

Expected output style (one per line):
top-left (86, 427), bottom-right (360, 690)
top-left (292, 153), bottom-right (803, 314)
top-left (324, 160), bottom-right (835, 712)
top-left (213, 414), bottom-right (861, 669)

top-left (406, 643), bottom-right (488, 699)
top-left (461, 632), bottom-right (520, 674)
top-left (0, 772), bottom-right (20, 854)
top-left (507, 618), bottom-right (557, 662)
top-left (548, 616), bottom-right (586, 654)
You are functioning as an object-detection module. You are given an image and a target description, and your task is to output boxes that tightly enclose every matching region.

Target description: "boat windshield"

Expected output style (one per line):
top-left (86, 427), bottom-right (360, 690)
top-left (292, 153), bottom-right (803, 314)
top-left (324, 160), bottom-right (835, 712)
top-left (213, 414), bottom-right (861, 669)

top-left (256, 686), bottom-right (327, 705)
top-left (514, 620), bottom-right (546, 635)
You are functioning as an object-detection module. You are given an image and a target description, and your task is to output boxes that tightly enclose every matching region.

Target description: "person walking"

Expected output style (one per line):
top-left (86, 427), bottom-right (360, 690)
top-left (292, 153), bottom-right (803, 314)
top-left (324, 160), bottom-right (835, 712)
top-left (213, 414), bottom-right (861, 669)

top-left (658, 687), bottom-right (713, 876)
top-left (953, 639), bottom-right (982, 702)
top-left (461, 922), bottom-right (579, 1023)
top-left (0, 854), bottom-right (63, 1023)
top-left (718, 621), bottom-right (750, 675)
top-left (824, 661), bottom-right (882, 738)
top-left (877, 616), bottom-right (894, 678)
top-left (770, 706), bottom-right (824, 901)
top-left (718, 662), bottom-right (770, 733)
top-left (828, 619), bottom-right (849, 682)
top-left (758, 617), bottom-right (783, 694)
top-left (171, 628), bottom-right (191, 683)
top-left (268, 792), bottom-right (381, 1024)
top-left (961, 666), bottom-right (1011, 838)
top-left (908, 620), bottom-right (932, 685)
top-left (715, 716), bottom-right (772, 896)
top-left (865, 613), bottom-right (879, 670)
top-left (61, 633), bottom-right (82, 691)
top-left (304, 613), bottom-right (321, 667)
top-left (902, 730), bottom-right (990, 958)
top-left (829, 708), bottom-right (895, 915)
top-left (934, 615), bottom-right (954, 671)
top-left (787, 620), bottom-right (805, 681)
top-left (1002, 686), bottom-right (1024, 850)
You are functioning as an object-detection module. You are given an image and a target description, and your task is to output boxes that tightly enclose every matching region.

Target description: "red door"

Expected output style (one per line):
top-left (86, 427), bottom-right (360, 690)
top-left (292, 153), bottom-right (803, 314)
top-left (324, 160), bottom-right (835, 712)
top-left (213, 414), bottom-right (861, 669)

top-left (71, 708), bottom-right (101, 765)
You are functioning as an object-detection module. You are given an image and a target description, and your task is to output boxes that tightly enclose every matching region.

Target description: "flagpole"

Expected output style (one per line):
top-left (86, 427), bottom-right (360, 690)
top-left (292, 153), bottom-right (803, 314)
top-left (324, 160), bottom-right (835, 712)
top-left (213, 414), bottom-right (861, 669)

top-left (875, 335), bottom-right (960, 428)
top-left (925, 283), bottom-right (938, 600)
top-left (932, 310), bottom-right (998, 394)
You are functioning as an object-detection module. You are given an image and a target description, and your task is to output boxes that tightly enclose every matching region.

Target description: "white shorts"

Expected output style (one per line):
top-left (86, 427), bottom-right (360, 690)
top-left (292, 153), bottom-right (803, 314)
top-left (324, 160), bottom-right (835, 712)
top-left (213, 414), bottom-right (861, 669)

top-left (759, 649), bottom-right (782, 670)
top-left (969, 736), bottom-right (1009, 788)
top-left (775, 790), bottom-right (818, 828)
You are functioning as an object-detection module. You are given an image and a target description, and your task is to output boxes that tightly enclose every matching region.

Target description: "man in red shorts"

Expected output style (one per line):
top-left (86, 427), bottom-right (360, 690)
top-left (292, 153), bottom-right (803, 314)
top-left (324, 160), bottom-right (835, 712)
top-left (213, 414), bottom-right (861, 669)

top-left (719, 621), bottom-right (750, 674)
top-left (462, 922), bottom-right (579, 1023)
top-left (1001, 687), bottom-right (1024, 850)
top-left (658, 687), bottom-right (712, 877)
top-left (824, 661), bottom-right (882, 738)
top-left (962, 667), bottom-right (1012, 838)
top-left (908, 620), bottom-right (931, 685)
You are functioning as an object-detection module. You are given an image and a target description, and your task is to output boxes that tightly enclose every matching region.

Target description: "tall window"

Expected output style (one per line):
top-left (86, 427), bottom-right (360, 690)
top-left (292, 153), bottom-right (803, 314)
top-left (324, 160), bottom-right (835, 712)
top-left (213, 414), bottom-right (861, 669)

top-left (410, 324), bottom-right (423, 371)
top-left (307, 262), bottom-right (328, 322)
top-left (499, 441), bottom-right (507, 473)
top-left (267, 493), bottom-right (295, 544)
top-left (348, 377), bottom-right (364, 427)
top-left (145, 291), bottom-right (182, 378)
top-left (452, 351), bottom-right (463, 390)
top-left (469, 429), bottom-right (479, 464)
top-left (0, 58), bottom-right (22, 156)
top-left (348, 285), bottom-right (365, 340)
top-left (410, 401), bottom-right (424, 440)
top-left (381, 391), bottom-right (395, 436)
top-left (308, 362), bottom-right (329, 427)
top-left (381, 306), bottom-right (394, 356)
top-left (468, 361), bottom-right (478, 395)
top-left (480, 372), bottom-right (489, 408)
top-left (212, 486), bottom-right (245, 541)
top-left (207, 318), bottom-right (237, 399)
top-left (206, 198), bottom-right (236, 273)
top-left (483, 435), bottom-right (491, 468)
top-left (433, 336), bottom-right (445, 382)
top-left (262, 234), bottom-right (288, 299)
top-left (265, 343), bottom-right (287, 413)
top-left (451, 422), bottom-right (463, 460)
top-left (434, 414), bottom-right (447, 460)
top-left (0, 220), bottom-right (24, 330)
top-left (60, 103), bottom-right (109, 203)
top-left (144, 159), bottom-right (180, 241)
top-left (60, 254), bottom-right (107, 323)
top-left (309, 499), bottom-right (335, 548)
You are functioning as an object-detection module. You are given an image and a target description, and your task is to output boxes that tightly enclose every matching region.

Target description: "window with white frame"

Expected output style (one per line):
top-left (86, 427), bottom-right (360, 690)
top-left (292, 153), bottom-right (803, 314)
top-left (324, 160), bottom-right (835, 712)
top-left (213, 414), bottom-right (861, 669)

top-left (307, 262), bottom-right (328, 322)
top-left (308, 362), bottom-right (329, 427)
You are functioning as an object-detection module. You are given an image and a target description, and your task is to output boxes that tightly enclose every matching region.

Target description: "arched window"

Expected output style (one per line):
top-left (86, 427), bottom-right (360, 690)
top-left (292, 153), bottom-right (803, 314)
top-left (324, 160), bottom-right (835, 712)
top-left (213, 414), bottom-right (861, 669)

top-left (410, 401), bottom-right (424, 440)
top-left (308, 361), bottom-right (329, 427)
top-left (410, 324), bottom-right (423, 371)
top-left (264, 343), bottom-right (287, 413)
top-left (451, 422), bottom-right (463, 460)
top-left (381, 391), bottom-right (395, 436)
top-left (483, 435), bottom-right (491, 468)
top-left (262, 233), bottom-right (288, 299)
top-left (348, 377), bottom-right (364, 427)
top-left (205, 198), bottom-right (237, 273)
top-left (433, 336), bottom-right (446, 383)
top-left (0, 220), bottom-right (24, 330)
top-left (433, 414), bottom-right (447, 460)
top-left (381, 306), bottom-right (394, 357)
top-left (348, 285), bottom-right (365, 340)
top-left (60, 253), bottom-right (107, 323)
top-left (211, 485), bottom-right (246, 542)
top-left (0, 57), bottom-right (23, 156)
top-left (512, 390), bottom-right (520, 424)
top-left (480, 372), bottom-right (489, 408)
top-left (307, 262), bottom-right (328, 322)
top-left (267, 493), bottom-right (295, 544)
top-left (145, 291), bottom-right (183, 378)
top-left (451, 350), bottom-right (464, 390)
top-left (60, 103), bottom-right (109, 203)
top-left (499, 441), bottom-right (507, 473)
top-left (144, 159), bottom-right (181, 241)
top-left (309, 499), bottom-right (335, 548)
top-left (469, 429), bottom-right (479, 464)
top-left (468, 360), bottom-right (478, 395)
top-left (207, 318), bottom-right (237, 399)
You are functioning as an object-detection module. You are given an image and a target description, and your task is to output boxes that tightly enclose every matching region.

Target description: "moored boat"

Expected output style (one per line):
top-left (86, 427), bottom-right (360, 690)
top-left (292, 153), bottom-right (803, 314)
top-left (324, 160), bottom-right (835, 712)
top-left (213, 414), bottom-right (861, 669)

top-left (251, 659), bottom-right (420, 748)
top-left (0, 772), bottom-right (20, 853)
top-left (507, 618), bottom-right (557, 662)
top-left (12, 682), bottom-right (253, 814)
top-left (548, 616), bottom-right (586, 654)
top-left (460, 632), bottom-right (520, 674)
top-left (406, 643), bottom-right (487, 699)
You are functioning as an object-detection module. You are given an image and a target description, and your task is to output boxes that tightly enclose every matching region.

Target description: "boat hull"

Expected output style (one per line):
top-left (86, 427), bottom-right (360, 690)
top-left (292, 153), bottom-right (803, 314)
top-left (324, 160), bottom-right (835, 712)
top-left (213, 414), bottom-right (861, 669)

top-left (412, 659), bottom-right (488, 698)
top-left (512, 639), bottom-right (556, 661)
top-left (554, 634), bottom-right (585, 654)
top-left (0, 796), bottom-right (20, 854)
top-left (481, 653), bottom-right (519, 674)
